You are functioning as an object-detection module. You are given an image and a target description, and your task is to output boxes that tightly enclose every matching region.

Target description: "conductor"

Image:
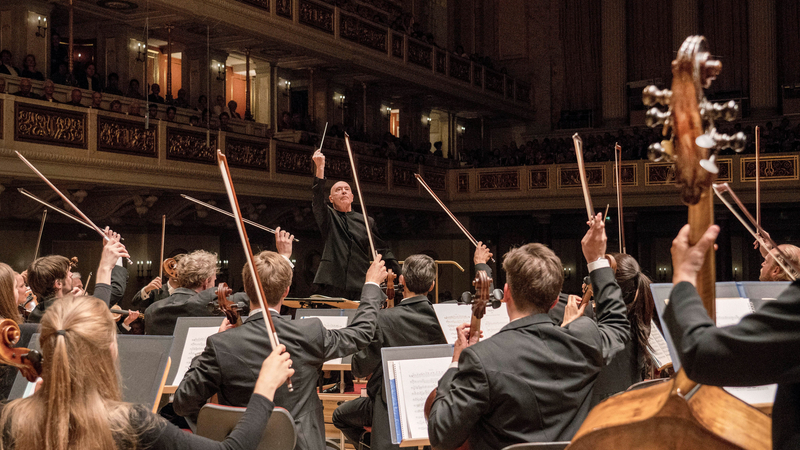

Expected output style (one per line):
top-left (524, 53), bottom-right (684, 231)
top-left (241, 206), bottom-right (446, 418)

top-left (312, 147), bottom-right (400, 300)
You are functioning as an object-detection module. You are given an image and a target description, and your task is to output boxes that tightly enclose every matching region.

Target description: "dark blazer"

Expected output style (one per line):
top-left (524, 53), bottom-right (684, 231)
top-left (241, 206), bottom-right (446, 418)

top-left (312, 177), bottom-right (399, 292)
top-left (427, 267), bottom-right (630, 450)
top-left (28, 283), bottom-right (113, 324)
top-left (144, 286), bottom-right (223, 335)
top-left (131, 283), bottom-right (171, 311)
top-left (664, 280), bottom-right (800, 450)
top-left (173, 283), bottom-right (384, 450)
top-left (350, 293), bottom-right (447, 450)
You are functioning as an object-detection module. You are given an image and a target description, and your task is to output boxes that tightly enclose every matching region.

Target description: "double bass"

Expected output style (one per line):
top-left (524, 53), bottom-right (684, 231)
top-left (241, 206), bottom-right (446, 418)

top-left (567, 36), bottom-right (769, 450)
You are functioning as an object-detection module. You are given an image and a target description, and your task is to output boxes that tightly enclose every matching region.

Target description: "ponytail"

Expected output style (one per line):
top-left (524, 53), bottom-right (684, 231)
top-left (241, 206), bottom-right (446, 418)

top-left (44, 332), bottom-right (70, 450)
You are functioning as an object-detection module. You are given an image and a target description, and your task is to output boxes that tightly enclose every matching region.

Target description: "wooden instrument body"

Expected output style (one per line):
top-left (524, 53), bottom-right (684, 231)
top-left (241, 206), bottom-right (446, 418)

top-left (0, 319), bottom-right (41, 382)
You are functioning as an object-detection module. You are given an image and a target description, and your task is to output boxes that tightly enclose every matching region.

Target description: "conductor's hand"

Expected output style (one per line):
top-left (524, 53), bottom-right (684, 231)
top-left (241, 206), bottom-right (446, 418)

top-left (254, 344), bottom-right (294, 401)
top-left (671, 224), bottom-right (719, 287)
top-left (313, 149), bottom-right (325, 179)
top-left (144, 277), bottom-right (162, 294)
top-left (581, 213), bottom-right (607, 263)
top-left (473, 242), bottom-right (493, 265)
top-left (561, 295), bottom-right (587, 327)
top-left (365, 254), bottom-right (387, 285)
top-left (275, 227), bottom-right (294, 259)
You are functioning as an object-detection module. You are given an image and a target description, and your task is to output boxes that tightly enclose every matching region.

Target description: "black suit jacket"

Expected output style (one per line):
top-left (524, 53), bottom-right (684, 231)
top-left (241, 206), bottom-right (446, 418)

top-left (131, 283), bottom-right (171, 311)
top-left (427, 267), bottom-right (630, 450)
top-left (173, 283), bottom-right (384, 450)
top-left (144, 286), bottom-right (223, 335)
top-left (664, 280), bottom-right (800, 450)
top-left (312, 177), bottom-right (399, 292)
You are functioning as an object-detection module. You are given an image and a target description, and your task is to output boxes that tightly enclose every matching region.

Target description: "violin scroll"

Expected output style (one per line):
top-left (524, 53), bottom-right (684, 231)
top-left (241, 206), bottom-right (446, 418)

top-left (0, 319), bottom-right (42, 382)
top-left (208, 282), bottom-right (242, 327)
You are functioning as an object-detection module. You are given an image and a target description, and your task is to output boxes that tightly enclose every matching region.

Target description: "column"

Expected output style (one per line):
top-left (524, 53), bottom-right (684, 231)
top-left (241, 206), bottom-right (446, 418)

top-left (748, 0), bottom-right (778, 116)
top-left (253, 62), bottom-right (277, 130)
top-left (601, 0), bottom-right (626, 126)
top-left (181, 46), bottom-right (228, 111)
top-left (308, 68), bottom-right (315, 126)
top-left (672, 0), bottom-right (699, 50)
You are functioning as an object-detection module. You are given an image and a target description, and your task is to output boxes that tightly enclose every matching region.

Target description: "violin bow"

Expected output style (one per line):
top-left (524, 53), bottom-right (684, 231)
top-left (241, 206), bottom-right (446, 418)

top-left (159, 215), bottom-right (166, 279)
top-left (755, 126), bottom-right (761, 227)
top-left (19, 188), bottom-right (98, 234)
top-left (33, 209), bottom-right (48, 261)
top-left (614, 143), bottom-right (626, 253)
top-left (415, 173), bottom-right (495, 263)
top-left (15, 152), bottom-right (132, 264)
top-left (181, 194), bottom-right (299, 242)
top-left (217, 150), bottom-right (293, 391)
top-left (344, 133), bottom-right (377, 259)
top-left (573, 134), bottom-right (595, 222)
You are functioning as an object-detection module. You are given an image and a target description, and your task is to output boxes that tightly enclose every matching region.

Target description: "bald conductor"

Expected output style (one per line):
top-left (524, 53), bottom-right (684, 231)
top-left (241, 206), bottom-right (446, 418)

top-left (313, 148), bottom-right (400, 300)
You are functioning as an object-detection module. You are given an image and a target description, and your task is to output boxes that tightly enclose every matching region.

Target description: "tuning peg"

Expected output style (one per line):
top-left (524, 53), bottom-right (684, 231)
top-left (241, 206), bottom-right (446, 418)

top-left (642, 85), bottom-right (672, 107)
top-left (699, 154), bottom-right (719, 174)
top-left (645, 107), bottom-right (671, 128)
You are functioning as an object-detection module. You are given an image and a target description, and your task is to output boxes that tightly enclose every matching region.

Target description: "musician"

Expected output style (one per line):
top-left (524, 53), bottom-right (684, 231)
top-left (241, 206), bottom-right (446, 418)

top-left (0, 263), bottom-right (23, 399)
top-left (759, 244), bottom-right (800, 282)
top-left (173, 238), bottom-right (387, 450)
top-left (0, 295), bottom-right (294, 450)
top-left (333, 251), bottom-right (457, 450)
top-left (664, 224), bottom-right (800, 450)
top-left (427, 214), bottom-right (630, 449)
top-left (144, 250), bottom-right (220, 335)
top-left (131, 254), bottom-right (184, 311)
top-left (312, 148), bottom-right (400, 299)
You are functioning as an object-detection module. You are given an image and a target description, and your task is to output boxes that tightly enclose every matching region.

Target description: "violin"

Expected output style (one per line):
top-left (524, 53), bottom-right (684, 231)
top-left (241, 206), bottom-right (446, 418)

top-left (207, 282), bottom-right (243, 327)
top-left (380, 270), bottom-right (405, 308)
top-left (580, 254), bottom-right (617, 307)
top-left (0, 319), bottom-right (42, 382)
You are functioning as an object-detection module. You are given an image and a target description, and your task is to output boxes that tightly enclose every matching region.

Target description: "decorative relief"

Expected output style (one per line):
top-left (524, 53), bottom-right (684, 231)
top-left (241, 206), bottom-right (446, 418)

top-left (717, 158), bottom-right (732, 183)
top-left (276, 146), bottom-right (311, 175)
top-left (558, 166), bottom-right (605, 188)
top-left (392, 164), bottom-right (416, 188)
top-left (612, 164), bottom-right (637, 187)
top-left (424, 169), bottom-right (446, 191)
top-left (341, 14), bottom-right (387, 52)
top-left (529, 168), bottom-right (549, 189)
top-left (645, 162), bottom-right (675, 186)
top-left (97, 117), bottom-right (156, 157)
top-left (457, 173), bottom-right (469, 192)
top-left (15, 103), bottom-right (86, 148)
top-left (741, 155), bottom-right (798, 181)
top-left (485, 70), bottom-right (504, 94)
top-left (407, 40), bottom-right (432, 69)
top-left (392, 33), bottom-right (404, 58)
top-left (479, 171), bottom-right (519, 191)
top-left (449, 57), bottom-right (470, 83)
top-left (358, 159), bottom-right (386, 184)
top-left (325, 155), bottom-right (351, 179)
top-left (277, 0), bottom-right (292, 18)
top-left (435, 50), bottom-right (446, 74)
top-left (226, 138), bottom-right (268, 170)
top-left (166, 128), bottom-right (216, 164)
top-left (299, 0), bottom-right (333, 33)
top-left (236, 0), bottom-right (269, 11)
top-left (0, 99), bottom-right (3, 140)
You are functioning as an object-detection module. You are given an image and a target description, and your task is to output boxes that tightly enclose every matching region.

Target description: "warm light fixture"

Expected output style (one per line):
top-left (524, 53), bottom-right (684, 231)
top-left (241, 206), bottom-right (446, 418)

top-left (135, 42), bottom-right (145, 62)
top-left (216, 63), bottom-right (225, 81)
top-left (36, 16), bottom-right (47, 38)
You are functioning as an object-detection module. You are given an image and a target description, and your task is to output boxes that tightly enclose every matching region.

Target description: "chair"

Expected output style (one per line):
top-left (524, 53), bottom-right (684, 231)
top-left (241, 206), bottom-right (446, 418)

top-left (195, 403), bottom-right (296, 450)
top-left (501, 442), bottom-right (570, 450)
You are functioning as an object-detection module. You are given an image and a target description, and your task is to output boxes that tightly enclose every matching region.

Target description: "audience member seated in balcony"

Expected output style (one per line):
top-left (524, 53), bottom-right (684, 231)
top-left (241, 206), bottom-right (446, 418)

top-left (104, 72), bottom-right (124, 96)
top-left (109, 99), bottom-right (122, 113)
top-left (128, 100), bottom-right (141, 117)
top-left (433, 141), bottom-right (443, 157)
top-left (189, 115), bottom-right (200, 127)
top-left (200, 109), bottom-right (219, 129)
top-left (228, 100), bottom-right (241, 119)
top-left (0, 77), bottom-right (5, 94)
top-left (148, 83), bottom-right (165, 104)
top-left (173, 89), bottom-right (190, 109)
top-left (66, 89), bottom-right (84, 107)
top-left (0, 50), bottom-right (19, 76)
top-left (211, 95), bottom-right (224, 116)
top-left (218, 112), bottom-right (232, 131)
top-left (79, 63), bottom-right (102, 92)
top-left (51, 62), bottom-right (69, 86)
top-left (90, 91), bottom-right (103, 110)
top-left (166, 106), bottom-right (177, 122)
top-left (39, 79), bottom-right (59, 103)
top-left (454, 45), bottom-right (468, 59)
top-left (12, 78), bottom-right (35, 98)
top-left (19, 54), bottom-right (45, 81)
top-left (279, 111), bottom-right (293, 131)
top-left (50, 33), bottom-right (68, 75)
top-left (195, 94), bottom-right (208, 112)
top-left (148, 103), bottom-right (159, 120)
top-left (126, 79), bottom-right (143, 99)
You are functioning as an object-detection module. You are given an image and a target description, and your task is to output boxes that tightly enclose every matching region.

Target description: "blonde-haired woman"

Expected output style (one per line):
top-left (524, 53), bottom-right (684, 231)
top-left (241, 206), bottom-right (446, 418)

top-left (0, 295), bottom-right (293, 450)
top-left (0, 263), bottom-right (23, 324)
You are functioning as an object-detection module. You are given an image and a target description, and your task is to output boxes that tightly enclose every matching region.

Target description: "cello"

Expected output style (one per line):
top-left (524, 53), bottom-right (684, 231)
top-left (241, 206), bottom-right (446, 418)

top-left (0, 319), bottom-right (42, 383)
top-left (566, 36), bottom-right (769, 450)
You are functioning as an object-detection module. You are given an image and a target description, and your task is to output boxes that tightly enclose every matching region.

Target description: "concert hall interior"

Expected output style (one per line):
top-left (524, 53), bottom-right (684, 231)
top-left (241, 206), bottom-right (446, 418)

top-left (0, 0), bottom-right (798, 448)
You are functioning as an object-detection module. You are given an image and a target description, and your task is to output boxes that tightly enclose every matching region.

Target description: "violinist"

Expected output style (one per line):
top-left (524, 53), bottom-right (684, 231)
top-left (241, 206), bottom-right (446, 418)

top-left (0, 263), bottom-right (24, 399)
top-left (173, 234), bottom-right (387, 450)
top-left (426, 214), bottom-right (629, 449)
top-left (131, 254), bottom-right (184, 311)
top-left (756, 236), bottom-right (800, 282)
top-left (0, 295), bottom-right (294, 450)
top-left (664, 224), bottom-right (800, 450)
top-left (14, 272), bottom-right (34, 320)
top-left (333, 252), bottom-right (452, 450)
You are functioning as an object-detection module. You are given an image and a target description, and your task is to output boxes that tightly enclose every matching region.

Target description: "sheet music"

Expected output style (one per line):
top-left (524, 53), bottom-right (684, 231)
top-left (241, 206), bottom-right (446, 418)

top-left (300, 316), bottom-right (349, 363)
top-left (432, 303), bottom-right (509, 344)
top-left (715, 298), bottom-right (754, 327)
top-left (394, 356), bottom-right (452, 439)
top-left (646, 320), bottom-right (672, 369)
top-left (725, 385), bottom-right (777, 405)
top-left (172, 326), bottom-right (219, 385)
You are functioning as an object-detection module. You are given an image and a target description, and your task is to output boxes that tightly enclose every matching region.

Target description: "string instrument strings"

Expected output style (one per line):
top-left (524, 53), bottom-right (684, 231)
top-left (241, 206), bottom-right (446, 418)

top-left (712, 183), bottom-right (798, 280)
top-left (415, 173), bottom-right (495, 263)
top-left (159, 215), bottom-right (166, 279)
top-left (15, 152), bottom-right (133, 264)
top-left (573, 134), bottom-right (595, 222)
top-left (343, 132), bottom-right (377, 259)
top-left (18, 188), bottom-right (104, 236)
top-left (33, 209), bottom-right (48, 261)
top-left (217, 150), bottom-right (293, 391)
top-left (614, 143), bottom-right (626, 254)
top-left (181, 194), bottom-right (299, 242)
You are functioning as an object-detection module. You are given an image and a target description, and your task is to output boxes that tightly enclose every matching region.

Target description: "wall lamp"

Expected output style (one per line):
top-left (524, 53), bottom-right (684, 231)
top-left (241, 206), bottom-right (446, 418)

top-left (135, 42), bottom-right (145, 62)
top-left (36, 16), bottom-right (47, 38)
top-left (216, 63), bottom-right (226, 81)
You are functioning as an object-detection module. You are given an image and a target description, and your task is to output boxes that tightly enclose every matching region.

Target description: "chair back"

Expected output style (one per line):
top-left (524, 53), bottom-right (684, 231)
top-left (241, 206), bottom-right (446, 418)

top-left (501, 442), bottom-right (570, 450)
top-left (195, 403), bottom-right (296, 450)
